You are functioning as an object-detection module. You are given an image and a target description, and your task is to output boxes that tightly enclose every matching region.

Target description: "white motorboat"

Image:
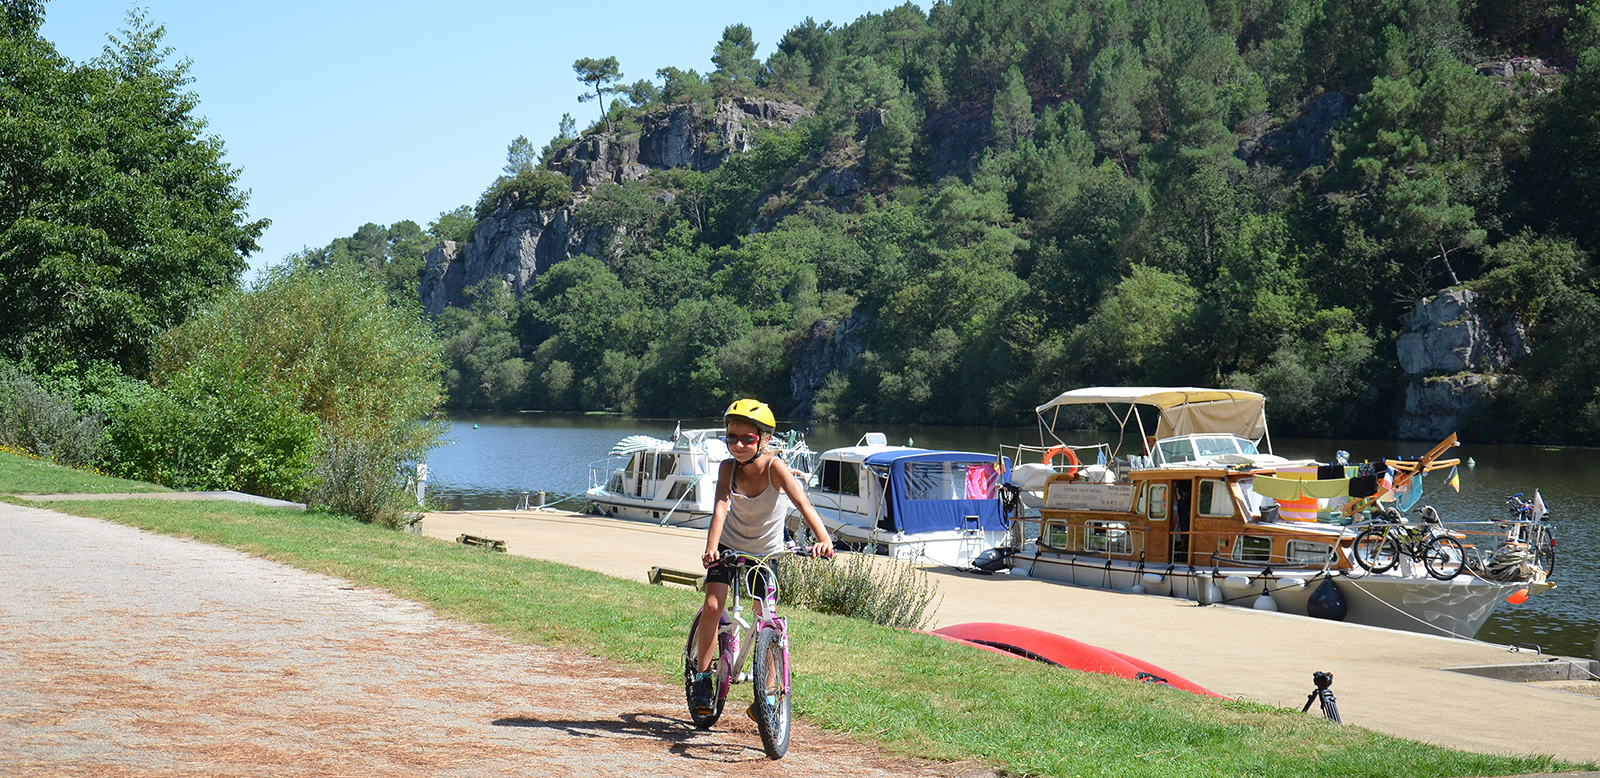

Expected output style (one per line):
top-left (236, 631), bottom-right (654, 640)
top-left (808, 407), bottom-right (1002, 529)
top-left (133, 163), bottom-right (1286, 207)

top-left (586, 427), bottom-right (815, 528)
top-left (792, 433), bottom-right (1013, 568)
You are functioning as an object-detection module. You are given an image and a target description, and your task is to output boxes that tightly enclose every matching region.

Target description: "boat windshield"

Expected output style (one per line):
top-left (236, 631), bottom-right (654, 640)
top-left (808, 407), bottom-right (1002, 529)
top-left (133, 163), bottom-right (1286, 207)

top-left (1158, 435), bottom-right (1259, 463)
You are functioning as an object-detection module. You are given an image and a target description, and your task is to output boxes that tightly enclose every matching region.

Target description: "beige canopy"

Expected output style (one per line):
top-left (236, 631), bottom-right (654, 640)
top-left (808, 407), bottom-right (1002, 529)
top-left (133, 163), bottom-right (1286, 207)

top-left (1035, 386), bottom-right (1269, 442)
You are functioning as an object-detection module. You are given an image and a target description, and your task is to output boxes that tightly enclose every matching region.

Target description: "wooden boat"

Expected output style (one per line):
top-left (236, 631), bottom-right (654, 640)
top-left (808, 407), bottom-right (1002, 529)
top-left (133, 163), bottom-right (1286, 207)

top-left (1002, 387), bottom-right (1553, 640)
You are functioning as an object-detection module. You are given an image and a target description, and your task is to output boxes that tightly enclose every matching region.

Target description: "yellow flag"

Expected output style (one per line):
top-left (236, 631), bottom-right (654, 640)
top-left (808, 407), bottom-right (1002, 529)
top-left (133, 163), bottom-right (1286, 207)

top-left (1448, 466), bottom-right (1461, 492)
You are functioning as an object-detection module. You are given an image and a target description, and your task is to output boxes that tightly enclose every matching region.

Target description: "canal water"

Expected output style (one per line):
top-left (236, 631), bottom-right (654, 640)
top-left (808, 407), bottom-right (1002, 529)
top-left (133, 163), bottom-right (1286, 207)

top-left (427, 411), bottom-right (1599, 660)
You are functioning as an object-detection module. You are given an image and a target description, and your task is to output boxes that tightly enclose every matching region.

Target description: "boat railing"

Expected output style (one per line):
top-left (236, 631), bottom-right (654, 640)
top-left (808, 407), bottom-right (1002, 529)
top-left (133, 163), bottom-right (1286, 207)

top-left (588, 457), bottom-right (629, 494)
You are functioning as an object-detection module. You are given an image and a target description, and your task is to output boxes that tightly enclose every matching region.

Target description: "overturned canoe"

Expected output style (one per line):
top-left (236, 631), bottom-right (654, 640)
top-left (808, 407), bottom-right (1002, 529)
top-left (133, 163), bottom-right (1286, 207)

top-left (930, 622), bottom-right (1228, 699)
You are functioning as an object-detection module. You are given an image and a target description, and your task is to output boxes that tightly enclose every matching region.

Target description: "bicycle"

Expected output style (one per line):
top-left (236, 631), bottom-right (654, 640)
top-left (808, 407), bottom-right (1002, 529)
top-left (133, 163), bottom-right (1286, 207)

top-left (683, 545), bottom-right (821, 760)
top-left (1502, 493), bottom-right (1556, 576)
top-left (1351, 507), bottom-right (1465, 580)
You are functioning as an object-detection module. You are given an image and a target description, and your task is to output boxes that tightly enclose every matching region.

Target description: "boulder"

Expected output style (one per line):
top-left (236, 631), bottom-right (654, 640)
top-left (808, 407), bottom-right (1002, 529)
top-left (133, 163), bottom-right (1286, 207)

top-left (1238, 92), bottom-right (1351, 170)
top-left (418, 202), bottom-right (600, 315)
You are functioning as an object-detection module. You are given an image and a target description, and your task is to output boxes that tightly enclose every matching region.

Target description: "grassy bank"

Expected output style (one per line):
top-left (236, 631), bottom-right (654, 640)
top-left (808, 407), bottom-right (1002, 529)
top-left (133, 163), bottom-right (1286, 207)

top-left (1, 459), bottom-right (1581, 777)
top-left (0, 449), bottom-right (169, 496)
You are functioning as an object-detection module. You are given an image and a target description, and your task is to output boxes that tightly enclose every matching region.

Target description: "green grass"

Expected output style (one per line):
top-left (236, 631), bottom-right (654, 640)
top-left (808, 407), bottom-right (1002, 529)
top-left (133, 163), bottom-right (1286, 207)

top-left (0, 450), bottom-right (169, 495)
top-left (35, 497), bottom-right (1589, 778)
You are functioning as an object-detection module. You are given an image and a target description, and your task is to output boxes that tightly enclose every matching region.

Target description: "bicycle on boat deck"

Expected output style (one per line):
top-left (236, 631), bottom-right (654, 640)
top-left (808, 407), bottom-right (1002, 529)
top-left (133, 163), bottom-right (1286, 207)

top-left (683, 545), bottom-right (821, 760)
top-left (1351, 506), bottom-right (1466, 580)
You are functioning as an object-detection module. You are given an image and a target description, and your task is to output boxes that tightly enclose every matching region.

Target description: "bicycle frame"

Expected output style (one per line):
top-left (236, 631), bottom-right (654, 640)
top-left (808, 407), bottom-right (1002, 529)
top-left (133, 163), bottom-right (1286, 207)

top-left (712, 552), bottom-right (790, 692)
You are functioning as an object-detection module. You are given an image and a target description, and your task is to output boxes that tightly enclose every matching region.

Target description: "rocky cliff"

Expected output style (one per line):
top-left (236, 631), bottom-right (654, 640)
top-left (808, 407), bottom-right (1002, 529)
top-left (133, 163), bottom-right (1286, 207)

top-left (1394, 289), bottom-right (1528, 440)
top-left (419, 98), bottom-right (812, 315)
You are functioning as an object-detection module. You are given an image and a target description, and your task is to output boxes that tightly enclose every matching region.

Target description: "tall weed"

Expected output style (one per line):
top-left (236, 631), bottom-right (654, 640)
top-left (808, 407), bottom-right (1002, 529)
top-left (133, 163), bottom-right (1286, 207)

top-left (0, 363), bottom-right (105, 468)
top-left (776, 550), bottom-right (942, 630)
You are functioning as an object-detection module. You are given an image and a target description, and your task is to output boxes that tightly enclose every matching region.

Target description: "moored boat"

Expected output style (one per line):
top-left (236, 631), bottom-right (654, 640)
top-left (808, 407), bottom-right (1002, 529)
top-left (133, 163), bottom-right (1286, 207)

top-left (586, 426), bottom-right (815, 528)
top-left (791, 433), bottom-right (1012, 568)
top-left (1001, 387), bottom-right (1555, 641)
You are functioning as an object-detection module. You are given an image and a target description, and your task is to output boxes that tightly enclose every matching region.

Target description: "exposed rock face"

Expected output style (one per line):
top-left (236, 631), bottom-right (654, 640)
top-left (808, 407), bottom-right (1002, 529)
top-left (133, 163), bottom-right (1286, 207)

top-left (419, 202), bottom-right (599, 316)
top-left (1238, 91), bottom-right (1351, 170)
top-left (421, 97), bottom-right (812, 315)
top-left (550, 98), bottom-right (813, 190)
top-left (789, 309), bottom-right (870, 418)
top-left (921, 106), bottom-right (992, 182)
top-left (1394, 289), bottom-right (1528, 440)
top-left (1396, 289), bottom-right (1526, 375)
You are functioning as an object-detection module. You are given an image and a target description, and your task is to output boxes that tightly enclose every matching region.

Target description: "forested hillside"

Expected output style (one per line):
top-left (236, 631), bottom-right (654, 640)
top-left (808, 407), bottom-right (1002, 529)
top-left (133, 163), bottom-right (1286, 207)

top-left (313, 0), bottom-right (1600, 443)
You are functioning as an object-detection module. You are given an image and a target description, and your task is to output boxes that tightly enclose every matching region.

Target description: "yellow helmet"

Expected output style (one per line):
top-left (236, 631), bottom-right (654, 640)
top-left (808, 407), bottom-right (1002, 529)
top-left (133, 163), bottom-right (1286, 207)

top-left (724, 398), bottom-right (776, 432)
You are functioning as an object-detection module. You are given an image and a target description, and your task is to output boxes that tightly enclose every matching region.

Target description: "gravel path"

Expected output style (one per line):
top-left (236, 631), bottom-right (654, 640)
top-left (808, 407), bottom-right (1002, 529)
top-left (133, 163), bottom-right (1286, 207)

top-left (0, 503), bottom-right (985, 777)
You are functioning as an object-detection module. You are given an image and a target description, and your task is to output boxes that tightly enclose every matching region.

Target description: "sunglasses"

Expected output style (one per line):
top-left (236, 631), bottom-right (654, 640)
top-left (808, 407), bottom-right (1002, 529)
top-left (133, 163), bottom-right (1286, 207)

top-left (723, 432), bottom-right (762, 446)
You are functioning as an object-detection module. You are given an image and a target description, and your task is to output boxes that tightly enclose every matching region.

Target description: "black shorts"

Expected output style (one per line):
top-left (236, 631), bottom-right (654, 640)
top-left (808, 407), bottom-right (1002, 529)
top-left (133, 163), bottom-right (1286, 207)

top-left (703, 544), bottom-right (777, 599)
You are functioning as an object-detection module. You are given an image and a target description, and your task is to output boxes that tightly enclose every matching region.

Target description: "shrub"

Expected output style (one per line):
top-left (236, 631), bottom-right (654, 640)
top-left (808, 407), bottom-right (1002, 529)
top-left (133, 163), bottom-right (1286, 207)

top-left (775, 548), bottom-right (942, 630)
top-left (474, 168), bottom-right (573, 220)
top-left (0, 363), bottom-right (105, 468)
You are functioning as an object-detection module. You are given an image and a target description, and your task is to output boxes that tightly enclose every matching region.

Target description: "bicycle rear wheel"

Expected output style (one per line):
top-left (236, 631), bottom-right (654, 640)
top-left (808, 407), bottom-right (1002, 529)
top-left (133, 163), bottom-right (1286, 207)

top-left (1422, 535), bottom-right (1465, 580)
top-left (750, 625), bottom-right (791, 759)
top-left (684, 609), bottom-right (733, 729)
top-left (1534, 527), bottom-right (1556, 576)
top-left (1353, 528), bottom-right (1399, 573)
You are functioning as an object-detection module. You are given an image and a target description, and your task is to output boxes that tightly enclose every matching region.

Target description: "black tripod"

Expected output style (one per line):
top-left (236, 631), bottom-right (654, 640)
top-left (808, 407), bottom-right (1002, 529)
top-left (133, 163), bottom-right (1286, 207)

top-left (1301, 671), bottom-right (1341, 724)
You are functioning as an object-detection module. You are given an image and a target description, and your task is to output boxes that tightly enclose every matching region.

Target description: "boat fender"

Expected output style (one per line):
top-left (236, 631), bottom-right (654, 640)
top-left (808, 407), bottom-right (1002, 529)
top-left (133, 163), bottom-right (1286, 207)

top-left (969, 547), bottom-right (1013, 575)
top-left (1194, 571), bottom-right (1214, 605)
top-left (1278, 577), bottom-right (1307, 591)
top-left (1305, 576), bottom-right (1348, 621)
top-left (1253, 591), bottom-right (1279, 611)
top-left (1142, 572), bottom-right (1165, 585)
top-left (1222, 575), bottom-right (1254, 591)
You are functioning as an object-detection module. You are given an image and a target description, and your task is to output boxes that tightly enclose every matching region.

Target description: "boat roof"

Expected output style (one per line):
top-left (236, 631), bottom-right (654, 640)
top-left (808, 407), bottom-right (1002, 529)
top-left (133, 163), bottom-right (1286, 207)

top-left (863, 449), bottom-right (1002, 467)
top-left (1035, 386), bottom-right (1268, 441)
top-left (819, 444), bottom-right (922, 464)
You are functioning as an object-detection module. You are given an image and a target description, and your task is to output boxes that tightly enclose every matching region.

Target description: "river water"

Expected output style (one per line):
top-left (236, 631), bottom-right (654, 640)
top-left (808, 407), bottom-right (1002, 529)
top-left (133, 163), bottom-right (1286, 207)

top-left (427, 411), bottom-right (1599, 660)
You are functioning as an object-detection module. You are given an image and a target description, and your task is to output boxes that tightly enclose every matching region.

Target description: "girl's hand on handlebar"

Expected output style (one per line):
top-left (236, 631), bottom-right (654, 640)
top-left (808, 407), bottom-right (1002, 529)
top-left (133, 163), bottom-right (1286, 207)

top-left (702, 548), bottom-right (719, 568)
top-left (808, 541), bottom-right (834, 560)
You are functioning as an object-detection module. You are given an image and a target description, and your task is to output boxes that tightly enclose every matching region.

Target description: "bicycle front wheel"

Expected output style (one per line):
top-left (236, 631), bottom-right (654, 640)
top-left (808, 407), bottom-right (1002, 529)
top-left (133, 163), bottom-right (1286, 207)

top-left (1353, 528), bottom-right (1399, 573)
top-left (1423, 535), bottom-right (1465, 580)
top-left (750, 625), bottom-right (791, 760)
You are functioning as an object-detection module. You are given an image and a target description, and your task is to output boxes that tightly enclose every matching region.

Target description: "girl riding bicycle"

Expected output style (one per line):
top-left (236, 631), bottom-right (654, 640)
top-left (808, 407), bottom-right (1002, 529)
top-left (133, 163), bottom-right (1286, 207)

top-left (688, 398), bottom-right (834, 717)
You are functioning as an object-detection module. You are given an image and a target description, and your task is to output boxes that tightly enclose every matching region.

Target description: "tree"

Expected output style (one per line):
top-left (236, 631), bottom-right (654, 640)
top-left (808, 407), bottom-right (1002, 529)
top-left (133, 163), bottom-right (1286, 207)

top-left (712, 23), bottom-right (760, 90)
top-left (990, 65), bottom-right (1034, 149)
top-left (504, 135), bottom-right (536, 176)
top-left (0, 8), bottom-right (268, 372)
top-left (573, 56), bottom-right (623, 132)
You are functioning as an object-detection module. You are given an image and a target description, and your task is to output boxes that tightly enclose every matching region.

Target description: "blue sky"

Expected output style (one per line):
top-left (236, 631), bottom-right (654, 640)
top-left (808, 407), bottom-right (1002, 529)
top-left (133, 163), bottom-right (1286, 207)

top-left (40, 1), bottom-right (918, 278)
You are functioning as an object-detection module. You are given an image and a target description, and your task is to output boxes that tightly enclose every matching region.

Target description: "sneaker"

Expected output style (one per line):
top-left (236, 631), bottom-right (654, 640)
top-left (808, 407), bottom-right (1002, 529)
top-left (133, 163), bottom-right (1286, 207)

top-left (689, 671), bottom-right (716, 716)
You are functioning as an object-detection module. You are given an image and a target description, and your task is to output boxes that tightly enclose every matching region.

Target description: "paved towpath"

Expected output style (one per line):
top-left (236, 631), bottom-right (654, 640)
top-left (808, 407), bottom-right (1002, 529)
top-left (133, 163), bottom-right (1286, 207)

top-left (422, 509), bottom-right (1600, 765)
top-left (0, 501), bottom-right (986, 777)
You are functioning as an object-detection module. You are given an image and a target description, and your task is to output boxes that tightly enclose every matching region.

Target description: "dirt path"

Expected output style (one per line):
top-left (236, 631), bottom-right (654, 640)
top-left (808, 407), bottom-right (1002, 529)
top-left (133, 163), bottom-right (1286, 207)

top-left (0, 503), bottom-right (986, 777)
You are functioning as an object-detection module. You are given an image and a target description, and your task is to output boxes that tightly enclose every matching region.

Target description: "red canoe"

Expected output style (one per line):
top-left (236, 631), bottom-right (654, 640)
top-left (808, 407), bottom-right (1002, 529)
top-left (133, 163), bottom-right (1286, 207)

top-left (930, 622), bottom-right (1229, 700)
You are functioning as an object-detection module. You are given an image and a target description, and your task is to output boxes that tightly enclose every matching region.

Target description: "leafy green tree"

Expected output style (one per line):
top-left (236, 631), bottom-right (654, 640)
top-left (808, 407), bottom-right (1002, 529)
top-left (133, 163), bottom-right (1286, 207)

top-left (990, 64), bottom-right (1034, 149)
top-left (712, 23), bottom-right (761, 90)
top-left (504, 135), bottom-right (537, 176)
top-left (0, 7), bottom-right (267, 372)
top-left (574, 55), bottom-right (624, 132)
top-left (428, 206), bottom-right (477, 245)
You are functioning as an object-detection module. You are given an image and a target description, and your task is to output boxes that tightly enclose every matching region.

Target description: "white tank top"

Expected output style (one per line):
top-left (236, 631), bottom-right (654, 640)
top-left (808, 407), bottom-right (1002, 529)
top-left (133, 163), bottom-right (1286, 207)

top-left (722, 463), bottom-right (789, 555)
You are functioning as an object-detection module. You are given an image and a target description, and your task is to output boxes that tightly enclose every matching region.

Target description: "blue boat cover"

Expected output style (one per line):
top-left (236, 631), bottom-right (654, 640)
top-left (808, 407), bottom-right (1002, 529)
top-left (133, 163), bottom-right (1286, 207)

top-left (862, 450), bottom-right (1011, 534)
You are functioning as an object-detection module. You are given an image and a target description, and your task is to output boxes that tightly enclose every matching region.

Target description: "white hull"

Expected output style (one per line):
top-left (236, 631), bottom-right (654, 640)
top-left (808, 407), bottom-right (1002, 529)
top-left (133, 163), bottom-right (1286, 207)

top-left (814, 510), bottom-right (1011, 568)
top-left (1014, 548), bottom-right (1522, 639)
top-left (586, 489), bottom-right (711, 528)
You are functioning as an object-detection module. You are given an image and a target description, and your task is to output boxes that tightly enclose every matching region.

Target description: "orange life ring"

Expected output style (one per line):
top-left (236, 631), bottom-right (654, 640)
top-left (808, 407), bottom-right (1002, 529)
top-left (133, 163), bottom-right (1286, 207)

top-left (1043, 445), bottom-right (1080, 479)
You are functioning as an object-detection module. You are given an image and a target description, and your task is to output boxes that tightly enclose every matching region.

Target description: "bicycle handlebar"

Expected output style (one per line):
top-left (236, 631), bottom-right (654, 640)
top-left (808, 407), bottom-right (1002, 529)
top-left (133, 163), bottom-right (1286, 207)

top-left (710, 544), bottom-right (827, 567)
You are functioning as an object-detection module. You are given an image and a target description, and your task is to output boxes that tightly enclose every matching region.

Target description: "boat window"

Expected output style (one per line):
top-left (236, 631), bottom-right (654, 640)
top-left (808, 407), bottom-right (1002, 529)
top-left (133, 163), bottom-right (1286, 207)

top-left (1198, 480), bottom-right (1234, 517)
top-left (1235, 478), bottom-right (1266, 517)
top-left (1085, 521), bottom-right (1132, 555)
top-left (654, 454), bottom-right (677, 480)
top-left (905, 461), bottom-right (999, 500)
top-left (817, 459), bottom-right (860, 496)
top-left (1043, 523), bottom-right (1072, 549)
top-left (1237, 438), bottom-right (1260, 455)
top-left (1147, 484), bottom-right (1169, 519)
top-left (666, 481), bottom-right (696, 502)
top-left (1158, 439), bottom-right (1194, 464)
top-left (1194, 437), bottom-right (1241, 457)
top-left (1286, 540), bottom-right (1332, 564)
top-left (1234, 536), bottom-right (1273, 563)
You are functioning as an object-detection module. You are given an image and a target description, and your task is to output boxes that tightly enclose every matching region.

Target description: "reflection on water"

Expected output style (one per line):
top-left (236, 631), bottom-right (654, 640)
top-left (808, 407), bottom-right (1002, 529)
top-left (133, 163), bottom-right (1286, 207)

top-left (427, 411), bottom-right (1599, 660)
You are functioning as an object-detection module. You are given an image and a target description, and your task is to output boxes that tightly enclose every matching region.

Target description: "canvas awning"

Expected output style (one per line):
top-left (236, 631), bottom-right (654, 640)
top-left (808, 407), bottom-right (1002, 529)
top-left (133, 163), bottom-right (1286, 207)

top-left (862, 451), bottom-right (1009, 535)
top-left (1034, 386), bottom-right (1269, 441)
